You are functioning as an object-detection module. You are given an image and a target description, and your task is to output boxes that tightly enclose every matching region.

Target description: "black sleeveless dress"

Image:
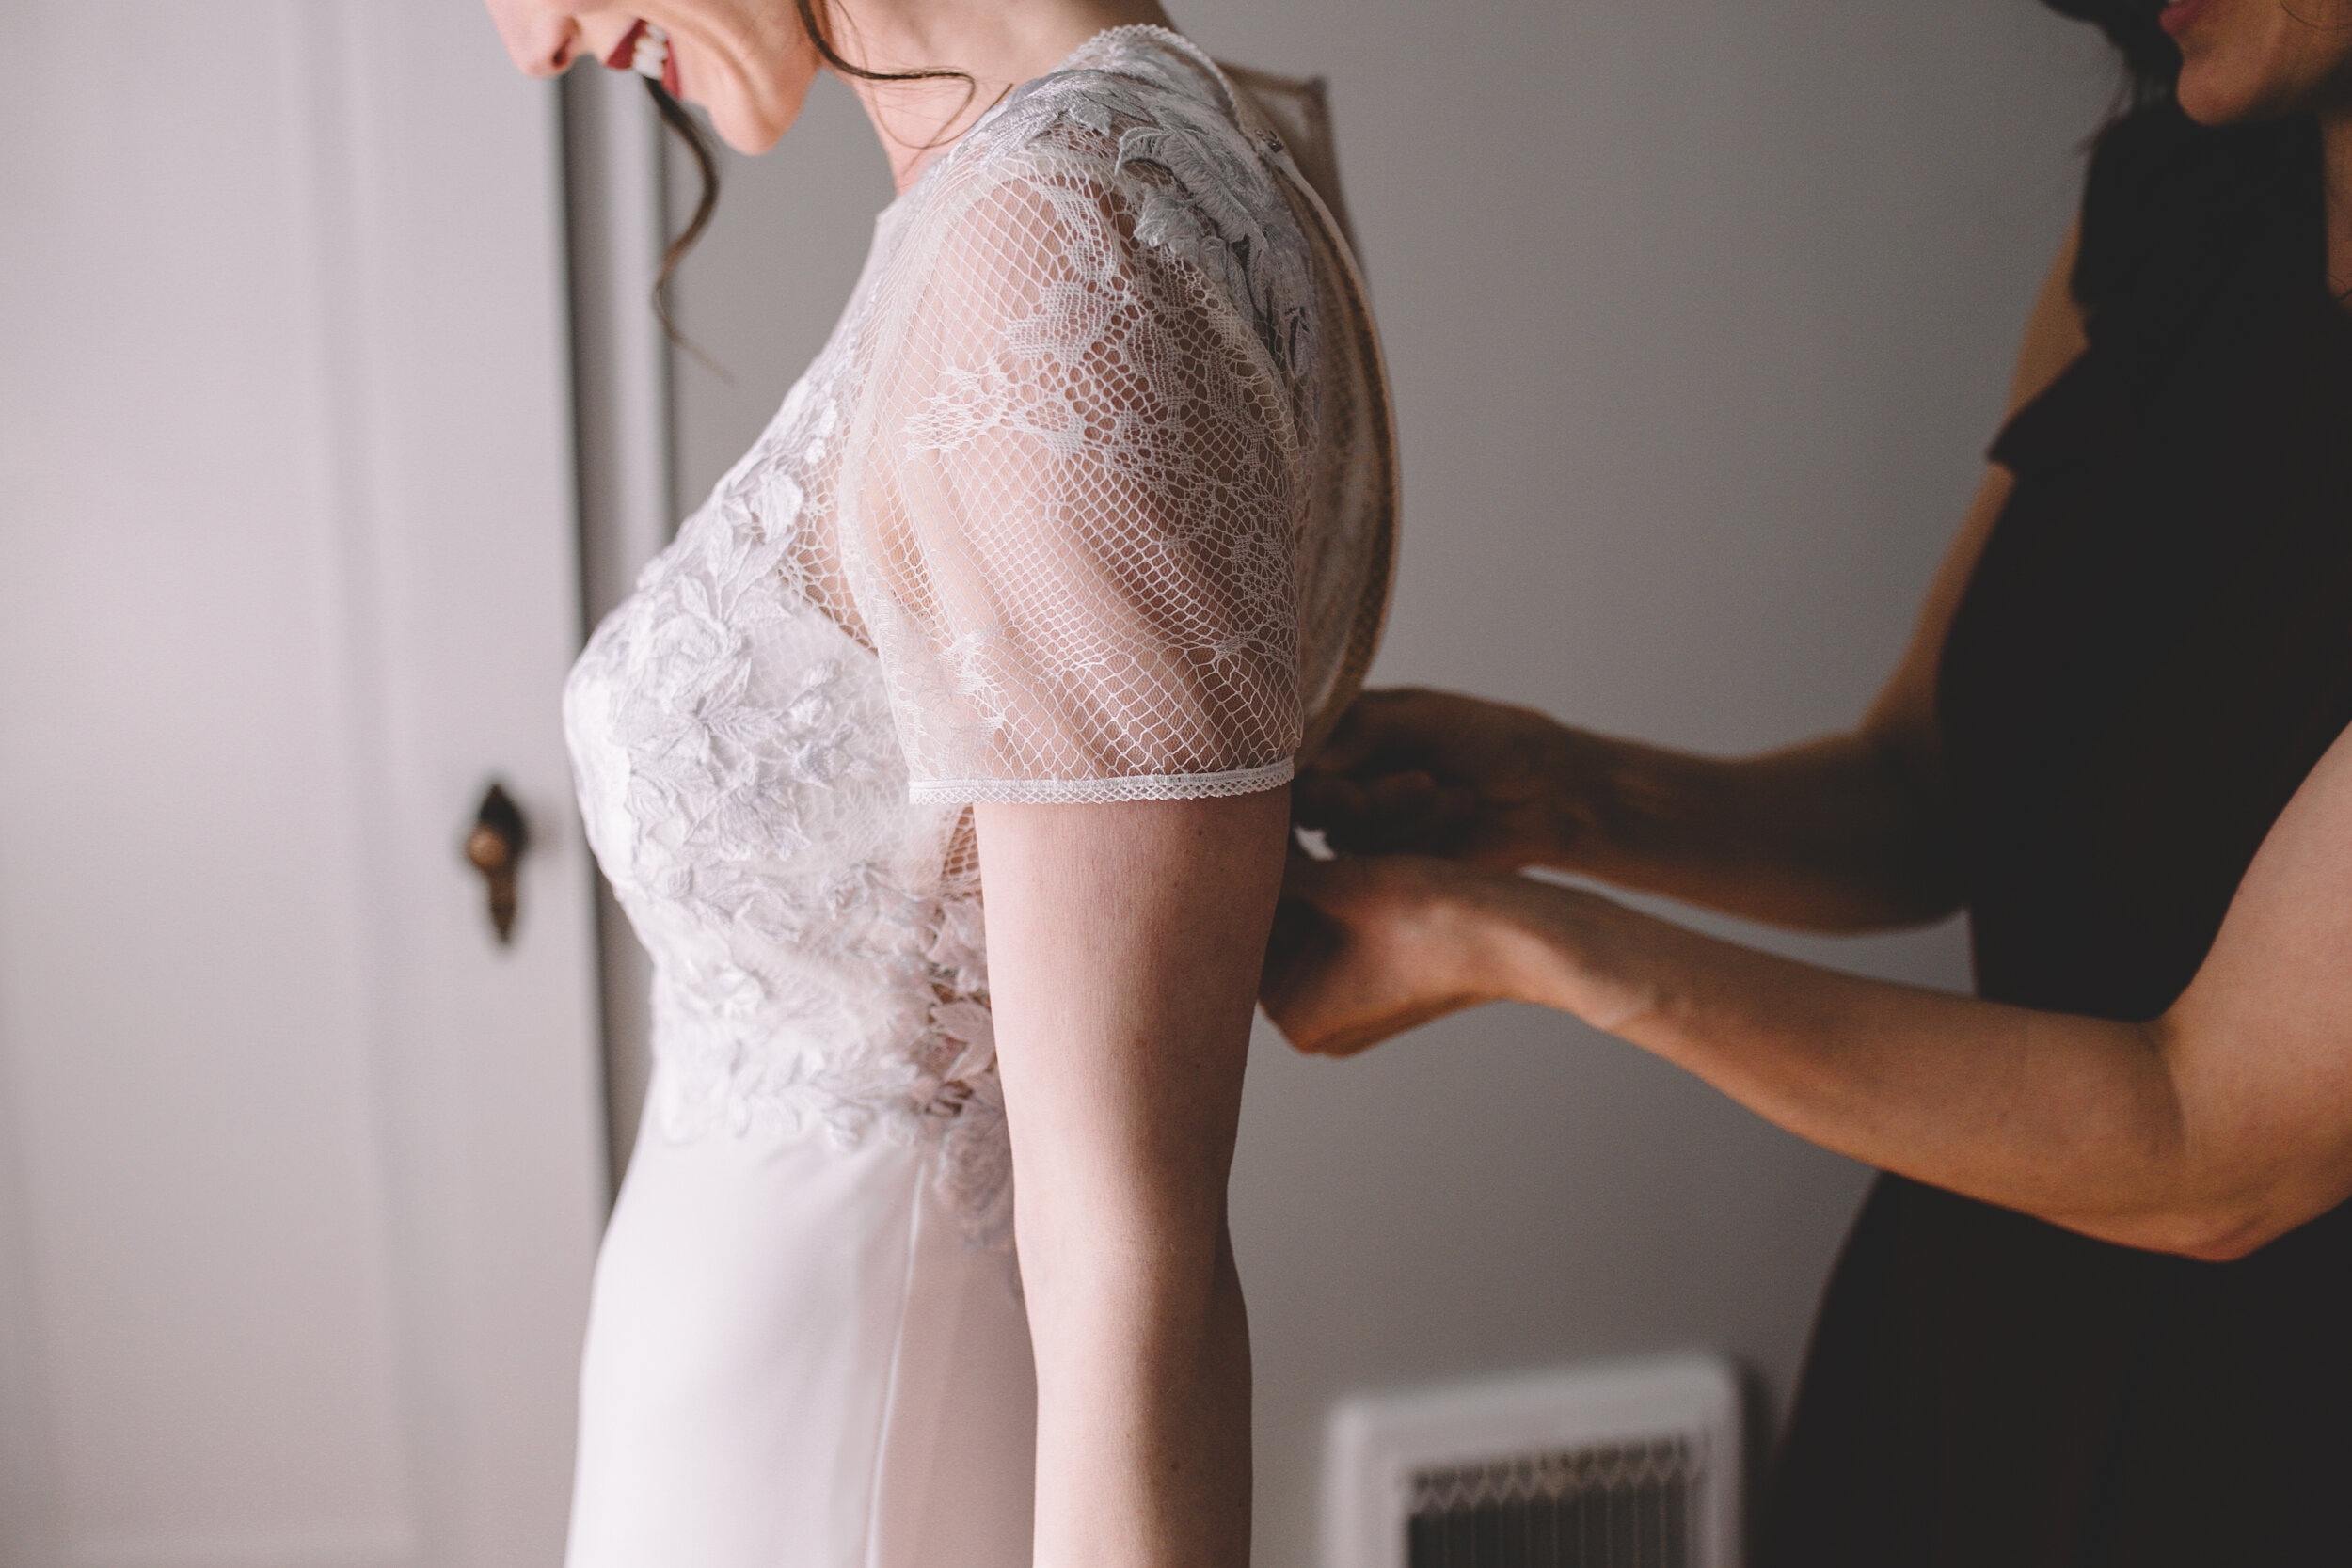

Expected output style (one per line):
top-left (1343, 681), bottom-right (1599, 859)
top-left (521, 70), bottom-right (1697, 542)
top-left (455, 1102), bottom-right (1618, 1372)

top-left (1764, 106), bottom-right (2352, 1567)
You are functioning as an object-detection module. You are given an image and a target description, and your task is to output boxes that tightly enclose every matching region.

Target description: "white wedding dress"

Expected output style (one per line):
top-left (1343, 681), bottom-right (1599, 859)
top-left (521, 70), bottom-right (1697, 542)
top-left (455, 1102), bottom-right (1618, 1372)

top-left (559, 28), bottom-right (1394, 1566)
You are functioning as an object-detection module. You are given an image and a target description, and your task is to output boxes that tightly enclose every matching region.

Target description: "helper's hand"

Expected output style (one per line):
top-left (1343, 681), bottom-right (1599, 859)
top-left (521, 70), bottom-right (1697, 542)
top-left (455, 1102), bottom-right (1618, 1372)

top-left (1295, 688), bottom-right (1613, 873)
top-left (1260, 849), bottom-right (1524, 1057)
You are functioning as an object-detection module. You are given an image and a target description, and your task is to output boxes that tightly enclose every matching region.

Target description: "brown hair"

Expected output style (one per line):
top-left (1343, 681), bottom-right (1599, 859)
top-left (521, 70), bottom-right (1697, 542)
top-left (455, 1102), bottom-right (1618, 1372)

top-left (2039, 0), bottom-right (2180, 109)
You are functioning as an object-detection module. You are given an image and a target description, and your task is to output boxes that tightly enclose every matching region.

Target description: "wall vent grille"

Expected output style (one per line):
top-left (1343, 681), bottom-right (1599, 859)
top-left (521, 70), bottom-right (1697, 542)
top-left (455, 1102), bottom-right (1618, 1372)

top-left (1324, 1356), bottom-right (1739, 1568)
top-left (1407, 1435), bottom-right (1700, 1567)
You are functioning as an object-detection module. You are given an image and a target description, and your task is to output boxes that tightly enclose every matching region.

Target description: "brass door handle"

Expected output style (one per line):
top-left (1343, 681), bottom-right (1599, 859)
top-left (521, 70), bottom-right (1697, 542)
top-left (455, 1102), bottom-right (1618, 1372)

top-left (464, 782), bottom-right (530, 944)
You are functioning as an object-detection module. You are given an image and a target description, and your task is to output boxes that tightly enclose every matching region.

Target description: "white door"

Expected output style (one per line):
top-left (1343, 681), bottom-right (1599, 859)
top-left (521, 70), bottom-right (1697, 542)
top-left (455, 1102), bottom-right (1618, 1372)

top-left (0, 4), bottom-right (609, 1566)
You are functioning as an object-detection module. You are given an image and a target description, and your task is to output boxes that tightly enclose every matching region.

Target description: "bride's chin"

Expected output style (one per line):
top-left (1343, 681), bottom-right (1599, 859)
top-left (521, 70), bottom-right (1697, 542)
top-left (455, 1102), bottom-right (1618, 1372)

top-left (700, 78), bottom-right (805, 155)
top-left (713, 110), bottom-right (788, 155)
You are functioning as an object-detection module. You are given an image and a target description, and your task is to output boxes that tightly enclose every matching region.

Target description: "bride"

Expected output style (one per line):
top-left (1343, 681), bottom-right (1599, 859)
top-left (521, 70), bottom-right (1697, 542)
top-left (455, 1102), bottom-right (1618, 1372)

top-left (485, 1), bottom-right (1393, 1562)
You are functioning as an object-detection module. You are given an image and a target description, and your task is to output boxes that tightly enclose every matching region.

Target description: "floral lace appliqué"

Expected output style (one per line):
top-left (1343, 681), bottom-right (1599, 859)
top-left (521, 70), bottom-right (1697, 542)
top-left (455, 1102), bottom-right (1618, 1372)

top-left (562, 26), bottom-right (1388, 1245)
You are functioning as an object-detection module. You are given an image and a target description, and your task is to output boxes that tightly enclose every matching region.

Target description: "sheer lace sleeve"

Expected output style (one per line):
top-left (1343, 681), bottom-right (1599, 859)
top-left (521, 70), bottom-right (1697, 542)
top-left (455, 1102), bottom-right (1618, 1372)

top-left (837, 95), bottom-right (1315, 805)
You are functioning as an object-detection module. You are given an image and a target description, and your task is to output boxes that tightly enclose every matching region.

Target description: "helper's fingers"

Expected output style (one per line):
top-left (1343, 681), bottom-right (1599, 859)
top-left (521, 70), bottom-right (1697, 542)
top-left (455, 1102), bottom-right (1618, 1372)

top-left (1299, 768), bottom-right (1437, 837)
top-left (1262, 880), bottom-right (1340, 1009)
top-left (1317, 772), bottom-right (1488, 857)
top-left (1278, 843), bottom-right (1351, 903)
top-left (1290, 768), bottom-right (1365, 829)
top-left (1308, 688), bottom-right (1447, 775)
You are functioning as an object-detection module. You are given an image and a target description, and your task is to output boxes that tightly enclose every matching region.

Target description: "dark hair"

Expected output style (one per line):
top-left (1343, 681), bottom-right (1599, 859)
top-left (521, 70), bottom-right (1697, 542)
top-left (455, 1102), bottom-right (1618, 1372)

top-left (644, 77), bottom-right (721, 345)
top-left (643, 1), bottom-right (975, 335)
top-left (2039, 0), bottom-right (2181, 111)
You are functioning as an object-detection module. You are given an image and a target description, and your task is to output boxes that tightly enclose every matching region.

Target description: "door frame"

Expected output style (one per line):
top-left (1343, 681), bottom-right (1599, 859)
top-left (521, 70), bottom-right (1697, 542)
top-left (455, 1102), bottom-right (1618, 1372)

top-left (0, 3), bottom-right (611, 1561)
top-left (559, 63), bottom-right (677, 1188)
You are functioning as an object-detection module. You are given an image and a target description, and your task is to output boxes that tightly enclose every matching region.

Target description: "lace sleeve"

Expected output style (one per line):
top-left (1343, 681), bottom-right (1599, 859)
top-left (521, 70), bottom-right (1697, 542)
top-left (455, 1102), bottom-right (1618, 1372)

top-left (837, 141), bottom-right (1310, 805)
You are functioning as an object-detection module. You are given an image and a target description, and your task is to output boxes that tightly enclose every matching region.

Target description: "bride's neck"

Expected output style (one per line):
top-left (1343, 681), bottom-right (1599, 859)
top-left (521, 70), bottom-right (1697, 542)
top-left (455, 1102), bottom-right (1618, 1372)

top-left (826, 0), bottom-right (1178, 190)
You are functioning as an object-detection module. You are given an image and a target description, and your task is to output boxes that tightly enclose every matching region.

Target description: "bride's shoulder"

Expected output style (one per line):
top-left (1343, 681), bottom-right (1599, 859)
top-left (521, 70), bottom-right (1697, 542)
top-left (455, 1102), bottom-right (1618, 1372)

top-left (895, 29), bottom-right (1313, 368)
top-left (954, 28), bottom-right (1259, 183)
top-left (914, 30), bottom-right (1301, 253)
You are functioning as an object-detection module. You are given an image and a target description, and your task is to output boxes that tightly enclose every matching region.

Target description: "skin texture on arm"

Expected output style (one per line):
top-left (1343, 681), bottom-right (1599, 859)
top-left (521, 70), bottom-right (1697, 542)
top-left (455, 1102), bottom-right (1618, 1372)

top-left (1295, 225), bottom-right (2087, 934)
top-left (1267, 714), bottom-right (2352, 1262)
top-left (978, 787), bottom-right (1290, 1568)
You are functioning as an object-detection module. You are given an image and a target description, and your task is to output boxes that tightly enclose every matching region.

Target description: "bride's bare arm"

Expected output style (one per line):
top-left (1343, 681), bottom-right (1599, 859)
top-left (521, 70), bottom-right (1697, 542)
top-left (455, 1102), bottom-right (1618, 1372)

top-left (977, 788), bottom-right (1291, 1568)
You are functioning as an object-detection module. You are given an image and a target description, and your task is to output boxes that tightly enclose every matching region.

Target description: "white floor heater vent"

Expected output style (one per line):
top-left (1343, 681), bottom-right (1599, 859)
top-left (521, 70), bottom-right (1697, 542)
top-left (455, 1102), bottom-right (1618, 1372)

top-left (1322, 1355), bottom-right (1740, 1568)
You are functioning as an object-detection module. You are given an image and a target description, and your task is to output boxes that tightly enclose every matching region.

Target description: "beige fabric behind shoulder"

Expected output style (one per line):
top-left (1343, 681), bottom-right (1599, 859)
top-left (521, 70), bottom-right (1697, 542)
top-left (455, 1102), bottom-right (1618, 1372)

top-left (1218, 63), bottom-right (1362, 262)
top-left (1217, 56), bottom-right (1397, 760)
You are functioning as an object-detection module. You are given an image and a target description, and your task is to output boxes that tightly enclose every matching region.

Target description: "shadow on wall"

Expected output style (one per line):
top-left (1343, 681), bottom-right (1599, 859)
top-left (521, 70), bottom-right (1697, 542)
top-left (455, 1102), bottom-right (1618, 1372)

top-left (657, 4), bottom-right (2115, 1563)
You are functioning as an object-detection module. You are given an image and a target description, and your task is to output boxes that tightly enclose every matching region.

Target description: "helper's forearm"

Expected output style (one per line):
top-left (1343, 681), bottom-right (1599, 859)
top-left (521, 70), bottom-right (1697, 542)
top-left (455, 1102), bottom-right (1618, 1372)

top-left (1568, 730), bottom-right (1962, 934)
top-left (1489, 882), bottom-right (2268, 1259)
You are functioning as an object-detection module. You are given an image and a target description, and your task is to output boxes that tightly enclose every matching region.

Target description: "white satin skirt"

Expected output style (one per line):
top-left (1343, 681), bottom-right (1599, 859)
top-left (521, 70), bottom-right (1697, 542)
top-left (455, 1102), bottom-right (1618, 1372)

top-left (564, 1080), bottom-right (1037, 1568)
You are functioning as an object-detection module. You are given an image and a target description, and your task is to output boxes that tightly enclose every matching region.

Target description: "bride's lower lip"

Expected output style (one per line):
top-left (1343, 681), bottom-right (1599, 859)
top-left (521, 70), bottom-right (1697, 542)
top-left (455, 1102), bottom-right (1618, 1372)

top-left (2159, 0), bottom-right (2215, 36)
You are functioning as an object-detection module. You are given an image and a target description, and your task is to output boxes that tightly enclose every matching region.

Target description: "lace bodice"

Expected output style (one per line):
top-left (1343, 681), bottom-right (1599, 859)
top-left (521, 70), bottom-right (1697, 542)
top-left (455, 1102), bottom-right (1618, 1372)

top-left (563, 27), bottom-right (1395, 1238)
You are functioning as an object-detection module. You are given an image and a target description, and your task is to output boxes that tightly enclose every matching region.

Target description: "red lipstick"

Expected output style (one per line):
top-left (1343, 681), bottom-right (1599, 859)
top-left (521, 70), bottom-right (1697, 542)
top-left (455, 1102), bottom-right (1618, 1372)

top-left (603, 19), bottom-right (650, 71)
top-left (604, 20), bottom-right (682, 96)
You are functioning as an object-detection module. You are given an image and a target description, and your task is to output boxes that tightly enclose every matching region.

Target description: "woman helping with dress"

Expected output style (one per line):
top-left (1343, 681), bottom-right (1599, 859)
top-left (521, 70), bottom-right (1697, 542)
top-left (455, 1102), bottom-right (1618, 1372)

top-left (486, 3), bottom-right (1393, 1564)
top-left (1266, 0), bottom-right (2352, 1560)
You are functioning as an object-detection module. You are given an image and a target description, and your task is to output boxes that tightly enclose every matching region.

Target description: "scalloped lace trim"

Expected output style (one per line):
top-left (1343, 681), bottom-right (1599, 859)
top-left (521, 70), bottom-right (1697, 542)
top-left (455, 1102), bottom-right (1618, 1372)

top-left (908, 758), bottom-right (1294, 806)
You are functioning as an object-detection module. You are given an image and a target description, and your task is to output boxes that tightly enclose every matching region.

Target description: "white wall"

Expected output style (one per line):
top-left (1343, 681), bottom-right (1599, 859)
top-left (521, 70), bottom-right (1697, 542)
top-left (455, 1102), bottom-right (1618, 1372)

top-left (0, 4), bottom-right (608, 1562)
top-left (660, 5), bottom-right (2117, 1563)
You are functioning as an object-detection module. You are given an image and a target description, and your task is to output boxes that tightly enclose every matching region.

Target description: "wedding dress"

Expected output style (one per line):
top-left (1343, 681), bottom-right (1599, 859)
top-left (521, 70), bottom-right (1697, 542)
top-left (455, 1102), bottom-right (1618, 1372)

top-left (559, 27), bottom-right (1394, 1565)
